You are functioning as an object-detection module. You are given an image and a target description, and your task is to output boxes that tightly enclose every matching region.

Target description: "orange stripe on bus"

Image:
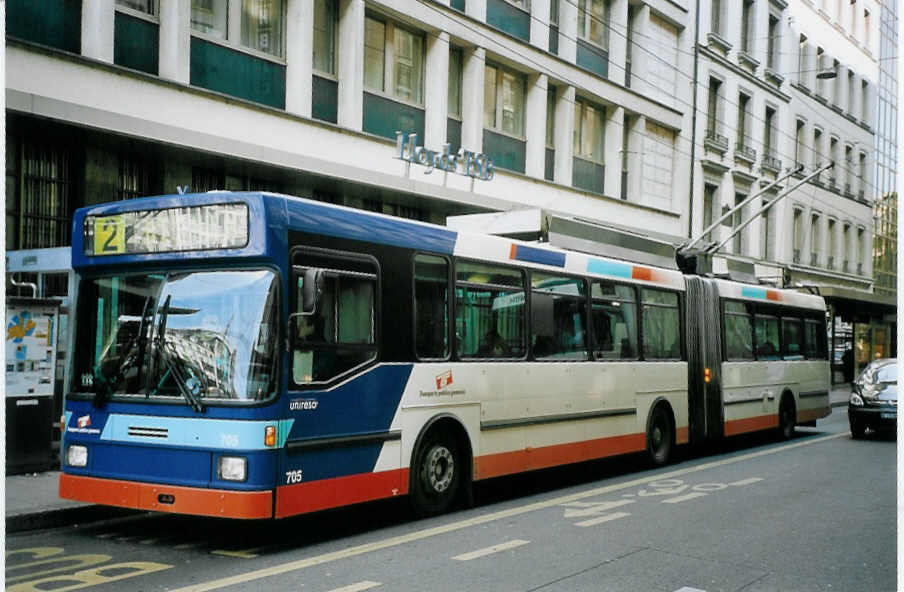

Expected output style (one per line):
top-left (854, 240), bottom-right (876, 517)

top-left (631, 266), bottom-right (653, 281)
top-left (59, 473), bottom-right (272, 519)
top-left (766, 290), bottom-right (781, 301)
top-left (474, 432), bottom-right (646, 480)
top-left (275, 469), bottom-right (408, 518)
top-left (509, 244), bottom-right (518, 259)
top-left (676, 426), bottom-right (689, 445)
top-left (724, 414), bottom-right (778, 436)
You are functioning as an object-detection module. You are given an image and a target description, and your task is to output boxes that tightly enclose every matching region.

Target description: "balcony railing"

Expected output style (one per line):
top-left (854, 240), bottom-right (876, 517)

top-left (734, 142), bottom-right (757, 162)
top-left (705, 129), bottom-right (729, 152)
top-left (762, 153), bottom-right (781, 172)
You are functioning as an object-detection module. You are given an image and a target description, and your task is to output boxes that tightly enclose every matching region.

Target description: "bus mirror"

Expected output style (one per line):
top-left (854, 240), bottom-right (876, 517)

top-left (302, 268), bottom-right (323, 315)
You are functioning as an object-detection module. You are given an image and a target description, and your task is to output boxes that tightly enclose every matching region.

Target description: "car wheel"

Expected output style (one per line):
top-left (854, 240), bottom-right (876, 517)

top-left (647, 406), bottom-right (673, 467)
top-left (411, 429), bottom-right (461, 516)
top-left (849, 415), bottom-right (867, 439)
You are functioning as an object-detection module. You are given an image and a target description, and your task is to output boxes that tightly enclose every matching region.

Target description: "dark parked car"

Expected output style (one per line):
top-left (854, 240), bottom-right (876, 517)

top-left (848, 358), bottom-right (897, 438)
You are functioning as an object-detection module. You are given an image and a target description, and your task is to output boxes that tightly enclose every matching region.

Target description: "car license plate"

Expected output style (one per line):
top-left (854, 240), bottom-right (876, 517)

top-left (881, 412), bottom-right (896, 420)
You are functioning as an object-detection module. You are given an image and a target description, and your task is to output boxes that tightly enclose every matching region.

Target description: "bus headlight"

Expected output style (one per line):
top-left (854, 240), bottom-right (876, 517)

top-left (850, 393), bottom-right (864, 406)
top-left (218, 456), bottom-right (248, 482)
top-left (67, 445), bottom-right (88, 467)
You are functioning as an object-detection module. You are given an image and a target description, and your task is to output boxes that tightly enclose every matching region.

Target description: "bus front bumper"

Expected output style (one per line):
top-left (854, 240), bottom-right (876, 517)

top-left (59, 473), bottom-right (273, 519)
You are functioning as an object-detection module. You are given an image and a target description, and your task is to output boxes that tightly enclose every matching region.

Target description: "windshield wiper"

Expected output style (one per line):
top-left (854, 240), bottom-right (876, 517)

top-left (93, 296), bottom-right (154, 407)
top-left (150, 295), bottom-right (205, 413)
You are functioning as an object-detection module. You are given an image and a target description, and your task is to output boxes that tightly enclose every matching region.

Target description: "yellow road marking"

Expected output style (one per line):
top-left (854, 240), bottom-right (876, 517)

top-left (211, 549), bottom-right (262, 559)
top-left (452, 539), bottom-right (530, 561)
top-left (574, 511), bottom-right (632, 527)
top-left (170, 432), bottom-right (847, 592)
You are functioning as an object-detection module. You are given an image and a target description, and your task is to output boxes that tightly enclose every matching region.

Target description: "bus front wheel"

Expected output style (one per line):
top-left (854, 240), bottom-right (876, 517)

top-left (778, 395), bottom-right (796, 440)
top-left (411, 429), bottom-right (461, 516)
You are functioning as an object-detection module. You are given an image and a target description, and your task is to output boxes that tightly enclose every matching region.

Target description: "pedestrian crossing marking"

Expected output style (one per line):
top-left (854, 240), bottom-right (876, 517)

top-left (575, 511), bottom-right (631, 527)
top-left (453, 540), bottom-right (530, 561)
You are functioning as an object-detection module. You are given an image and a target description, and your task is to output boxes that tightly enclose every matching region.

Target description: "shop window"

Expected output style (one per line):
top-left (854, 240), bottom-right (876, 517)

top-left (455, 261), bottom-right (525, 359)
top-left (591, 281), bottom-right (637, 359)
top-left (414, 255), bottom-right (450, 360)
top-left (724, 301), bottom-right (754, 360)
top-left (530, 273), bottom-right (587, 360)
top-left (642, 289), bottom-right (680, 359)
top-left (19, 142), bottom-right (72, 249)
top-left (754, 314), bottom-right (780, 360)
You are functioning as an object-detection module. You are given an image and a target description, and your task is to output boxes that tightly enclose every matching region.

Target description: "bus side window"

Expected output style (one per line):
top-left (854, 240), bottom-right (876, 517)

top-left (414, 254), bottom-right (450, 359)
top-left (782, 317), bottom-right (804, 360)
top-left (754, 314), bottom-right (780, 360)
top-left (291, 264), bottom-right (377, 385)
top-left (724, 301), bottom-right (754, 360)
top-left (641, 288), bottom-right (680, 360)
top-left (591, 281), bottom-right (637, 360)
top-left (803, 318), bottom-right (827, 359)
top-left (455, 260), bottom-right (525, 359)
top-left (530, 272), bottom-right (587, 360)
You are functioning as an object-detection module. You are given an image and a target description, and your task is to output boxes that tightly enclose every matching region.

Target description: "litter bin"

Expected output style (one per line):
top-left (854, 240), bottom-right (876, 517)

top-left (6, 297), bottom-right (60, 474)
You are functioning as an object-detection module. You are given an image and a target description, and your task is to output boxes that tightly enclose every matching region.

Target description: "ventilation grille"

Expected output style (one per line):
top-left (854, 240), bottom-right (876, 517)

top-left (128, 426), bottom-right (169, 438)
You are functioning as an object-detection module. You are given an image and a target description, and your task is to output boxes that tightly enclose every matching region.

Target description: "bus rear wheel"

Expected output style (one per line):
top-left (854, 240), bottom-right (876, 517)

top-left (778, 395), bottom-right (796, 440)
top-left (647, 406), bottom-right (673, 467)
top-left (411, 429), bottom-right (461, 516)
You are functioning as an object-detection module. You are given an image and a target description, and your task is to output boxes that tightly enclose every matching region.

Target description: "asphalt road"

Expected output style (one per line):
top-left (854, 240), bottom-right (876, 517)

top-left (6, 410), bottom-right (895, 592)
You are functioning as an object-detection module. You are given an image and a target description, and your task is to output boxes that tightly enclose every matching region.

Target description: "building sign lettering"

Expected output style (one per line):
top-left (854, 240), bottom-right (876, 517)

top-left (395, 132), bottom-right (495, 181)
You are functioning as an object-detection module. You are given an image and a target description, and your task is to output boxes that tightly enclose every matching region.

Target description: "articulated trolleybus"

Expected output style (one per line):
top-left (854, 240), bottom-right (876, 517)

top-left (60, 192), bottom-right (830, 518)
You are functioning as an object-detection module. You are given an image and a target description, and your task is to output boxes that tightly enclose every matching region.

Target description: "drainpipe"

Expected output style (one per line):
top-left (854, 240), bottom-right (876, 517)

top-left (686, 0), bottom-right (701, 239)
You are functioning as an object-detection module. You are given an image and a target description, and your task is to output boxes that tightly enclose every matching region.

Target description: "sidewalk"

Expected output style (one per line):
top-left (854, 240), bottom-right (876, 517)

top-left (5, 470), bottom-right (134, 533)
top-left (4, 384), bottom-right (854, 533)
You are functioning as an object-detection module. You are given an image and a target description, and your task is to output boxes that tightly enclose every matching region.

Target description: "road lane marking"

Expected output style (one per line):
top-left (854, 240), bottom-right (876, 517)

top-left (662, 492), bottom-right (708, 504)
top-left (729, 477), bottom-right (764, 486)
top-left (561, 499), bottom-right (634, 518)
top-left (673, 587), bottom-right (707, 592)
top-left (170, 432), bottom-right (847, 592)
top-left (452, 540), bottom-right (530, 561)
top-left (575, 511), bottom-right (631, 527)
top-left (325, 582), bottom-right (382, 592)
top-left (211, 549), bottom-right (262, 559)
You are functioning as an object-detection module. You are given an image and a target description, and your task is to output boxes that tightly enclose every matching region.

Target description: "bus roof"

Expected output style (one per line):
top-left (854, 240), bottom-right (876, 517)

top-left (72, 192), bottom-right (826, 309)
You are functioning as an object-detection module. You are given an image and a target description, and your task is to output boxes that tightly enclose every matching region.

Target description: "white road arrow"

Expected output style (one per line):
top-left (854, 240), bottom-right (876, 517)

top-left (561, 499), bottom-right (635, 518)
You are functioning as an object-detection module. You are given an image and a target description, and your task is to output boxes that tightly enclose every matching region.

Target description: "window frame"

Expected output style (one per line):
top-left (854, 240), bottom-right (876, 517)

top-left (115, 0), bottom-right (159, 23)
top-left (483, 62), bottom-right (527, 140)
top-left (412, 252), bottom-right (453, 362)
top-left (577, 0), bottom-right (611, 50)
top-left (753, 312), bottom-right (781, 360)
top-left (312, 0), bottom-right (338, 77)
top-left (363, 14), bottom-right (426, 108)
top-left (722, 299), bottom-right (755, 361)
top-left (573, 97), bottom-right (606, 164)
top-left (190, 0), bottom-right (287, 64)
top-left (448, 46), bottom-right (464, 120)
top-left (781, 316), bottom-right (804, 360)
top-left (288, 246), bottom-right (381, 389)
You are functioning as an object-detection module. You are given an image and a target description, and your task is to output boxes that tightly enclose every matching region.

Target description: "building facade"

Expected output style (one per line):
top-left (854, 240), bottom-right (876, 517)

top-left (5, 0), bottom-right (896, 383)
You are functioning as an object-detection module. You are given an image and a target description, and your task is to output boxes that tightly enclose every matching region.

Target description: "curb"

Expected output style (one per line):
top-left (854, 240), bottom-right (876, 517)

top-left (7, 506), bottom-right (136, 534)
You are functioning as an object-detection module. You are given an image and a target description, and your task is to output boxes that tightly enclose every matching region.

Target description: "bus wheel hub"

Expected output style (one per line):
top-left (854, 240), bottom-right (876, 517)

top-left (425, 446), bottom-right (454, 493)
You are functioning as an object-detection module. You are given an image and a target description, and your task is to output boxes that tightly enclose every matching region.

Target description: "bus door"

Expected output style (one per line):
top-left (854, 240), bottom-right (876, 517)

top-left (684, 276), bottom-right (723, 443)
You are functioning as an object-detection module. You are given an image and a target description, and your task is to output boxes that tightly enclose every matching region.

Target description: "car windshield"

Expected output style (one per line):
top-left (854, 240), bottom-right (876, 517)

top-left (873, 363), bottom-right (897, 384)
top-left (74, 269), bottom-right (278, 403)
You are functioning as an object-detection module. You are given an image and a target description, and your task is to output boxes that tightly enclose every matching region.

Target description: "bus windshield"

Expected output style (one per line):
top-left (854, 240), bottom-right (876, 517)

top-left (74, 269), bottom-right (278, 404)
